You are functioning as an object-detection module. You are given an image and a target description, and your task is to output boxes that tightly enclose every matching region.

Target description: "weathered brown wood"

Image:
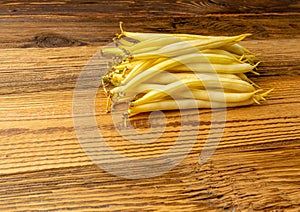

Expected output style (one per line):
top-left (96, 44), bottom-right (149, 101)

top-left (0, 14), bottom-right (299, 48)
top-left (0, 1), bottom-right (299, 211)
top-left (0, 0), bottom-right (299, 15)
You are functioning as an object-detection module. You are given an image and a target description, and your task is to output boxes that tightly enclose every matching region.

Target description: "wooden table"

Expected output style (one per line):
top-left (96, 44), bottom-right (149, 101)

top-left (1, 1), bottom-right (299, 211)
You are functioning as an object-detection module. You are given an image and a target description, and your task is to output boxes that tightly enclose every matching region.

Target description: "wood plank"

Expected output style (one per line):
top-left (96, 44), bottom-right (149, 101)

top-left (0, 39), bottom-right (299, 95)
top-left (0, 0), bottom-right (299, 15)
top-left (0, 13), bottom-right (299, 48)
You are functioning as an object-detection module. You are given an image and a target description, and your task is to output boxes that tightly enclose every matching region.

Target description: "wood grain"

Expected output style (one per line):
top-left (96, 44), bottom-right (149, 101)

top-left (0, 0), bottom-right (300, 211)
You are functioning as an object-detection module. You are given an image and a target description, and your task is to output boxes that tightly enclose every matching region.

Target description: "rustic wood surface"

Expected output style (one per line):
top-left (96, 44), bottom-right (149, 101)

top-left (0, 0), bottom-right (300, 211)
